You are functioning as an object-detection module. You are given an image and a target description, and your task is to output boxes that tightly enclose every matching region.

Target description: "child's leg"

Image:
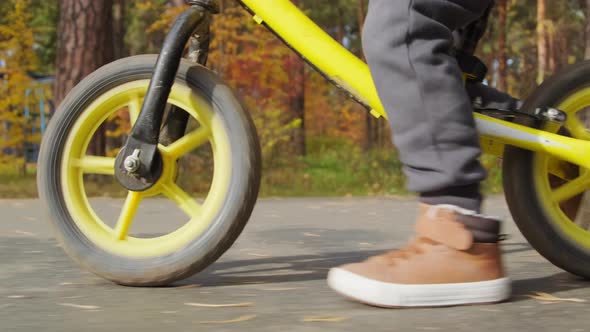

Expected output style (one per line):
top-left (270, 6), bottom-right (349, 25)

top-left (363, 0), bottom-right (493, 212)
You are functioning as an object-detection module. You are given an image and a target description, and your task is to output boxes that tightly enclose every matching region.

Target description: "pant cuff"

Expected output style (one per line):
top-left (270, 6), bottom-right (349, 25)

top-left (419, 184), bottom-right (482, 213)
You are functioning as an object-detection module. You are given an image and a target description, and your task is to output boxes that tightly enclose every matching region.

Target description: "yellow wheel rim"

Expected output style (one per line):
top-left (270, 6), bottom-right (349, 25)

top-left (61, 80), bottom-right (232, 257)
top-left (533, 86), bottom-right (590, 248)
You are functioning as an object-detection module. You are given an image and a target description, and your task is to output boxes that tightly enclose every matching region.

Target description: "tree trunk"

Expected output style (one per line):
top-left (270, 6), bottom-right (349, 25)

top-left (336, 7), bottom-right (345, 44)
top-left (105, 0), bottom-right (127, 157)
top-left (219, 0), bottom-right (226, 11)
top-left (548, 25), bottom-right (556, 74)
top-left (536, 0), bottom-right (547, 84)
top-left (357, 0), bottom-right (367, 38)
top-left (55, 0), bottom-right (114, 156)
top-left (496, 0), bottom-right (508, 92)
top-left (288, 58), bottom-right (306, 156)
top-left (113, 0), bottom-right (127, 59)
top-left (55, 0), bottom-right (114, 104)
top-left (357, 0), bottom-right (380, 151)
top-left (288, 0), bottom-right (306, 155)
top-left (585, 0), bottom-right (590, 59)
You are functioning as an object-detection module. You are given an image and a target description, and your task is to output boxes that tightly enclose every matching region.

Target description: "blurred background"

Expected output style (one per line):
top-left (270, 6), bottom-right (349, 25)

top-left (0, 0), bottom-right (588, 199)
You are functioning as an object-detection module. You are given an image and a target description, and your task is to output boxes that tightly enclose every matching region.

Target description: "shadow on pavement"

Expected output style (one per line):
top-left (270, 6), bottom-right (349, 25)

top-left (180, 242), bottom-right (590, 302)
top-left (510, 272), bottom-right (590, 302)
top-left (181, 249), bottom-right (384, 287)
top-left (7, 236), bottom-right (587, 303)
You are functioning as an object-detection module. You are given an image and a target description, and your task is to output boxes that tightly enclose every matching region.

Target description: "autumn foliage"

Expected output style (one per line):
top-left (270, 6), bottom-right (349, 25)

top-left (204, 6), bottom-right (373, 164)
top-left (0, 0), bottom-right (40, 174)
top-left (2, 0), bottom-right (588, 197)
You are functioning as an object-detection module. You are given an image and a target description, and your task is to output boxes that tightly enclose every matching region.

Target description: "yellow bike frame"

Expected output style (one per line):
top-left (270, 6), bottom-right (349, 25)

top-left (239, 0), bottom-right (590, 168)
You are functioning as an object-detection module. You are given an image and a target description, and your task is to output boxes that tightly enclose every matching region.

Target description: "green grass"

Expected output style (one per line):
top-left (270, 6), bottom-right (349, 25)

top-left (260, 138), bottom-right (503, 197)
top-left (0, 163), bottom-right (37, 198)
top-left (260, 138), bottom-right (407, 197)
top-left (0, 139), bottom-right (504, 199)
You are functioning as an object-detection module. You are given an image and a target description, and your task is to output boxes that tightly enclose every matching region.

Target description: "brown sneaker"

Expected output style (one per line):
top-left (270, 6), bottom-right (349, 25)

top-left (327, 204), bottom-right (511, 307)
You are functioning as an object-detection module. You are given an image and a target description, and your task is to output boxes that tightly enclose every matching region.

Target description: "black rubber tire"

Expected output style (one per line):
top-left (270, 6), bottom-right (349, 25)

top-left (503, 60), bottom-right (590, 278)
top-left (37, 55), bottom-right (261, 286)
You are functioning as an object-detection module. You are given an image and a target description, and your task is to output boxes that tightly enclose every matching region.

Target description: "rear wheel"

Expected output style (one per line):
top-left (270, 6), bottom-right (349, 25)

top-left (37, 55), bottom-right (261, 286)
top-left (503, 60), bottom-right (590, 278)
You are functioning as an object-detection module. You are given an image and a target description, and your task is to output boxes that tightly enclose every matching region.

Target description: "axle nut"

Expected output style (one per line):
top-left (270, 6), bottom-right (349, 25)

top-left (123, 149), bottom-right (142, 173)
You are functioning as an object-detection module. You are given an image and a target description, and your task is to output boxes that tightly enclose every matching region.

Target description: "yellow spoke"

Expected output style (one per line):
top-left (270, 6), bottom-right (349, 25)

top-left (128, 96), bottom-right (141, 125)
top-left (71, 156), bottom-right (115, 175)
top-left (551, 173), bottom-right (590, 204)
top-left (574, 193), bottom-right (590, 230)
top-left (161, 182), bottom-right (202, 219)
top-left (547, 158), bottom-right (577, 181)
top-left (160, 126), bottom-right (211, 160)
top-left (566, 116), bottom-right (590, 141)
top-left (114, 191), bottom-right (143, 240)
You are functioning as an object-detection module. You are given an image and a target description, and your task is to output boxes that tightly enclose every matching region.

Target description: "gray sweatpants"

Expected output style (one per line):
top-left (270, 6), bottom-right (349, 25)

top-left (363, 0), bottom-right (495, 212)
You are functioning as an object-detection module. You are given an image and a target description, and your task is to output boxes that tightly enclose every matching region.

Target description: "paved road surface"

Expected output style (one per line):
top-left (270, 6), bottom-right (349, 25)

top-left (1, 196), bottom-right (589, 331)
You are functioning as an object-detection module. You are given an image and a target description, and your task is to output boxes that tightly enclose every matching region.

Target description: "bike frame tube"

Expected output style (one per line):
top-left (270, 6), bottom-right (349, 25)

top-left (239, 0), bottom-right (590, 168)
top-left (476, 114), bottom-right (590, 167)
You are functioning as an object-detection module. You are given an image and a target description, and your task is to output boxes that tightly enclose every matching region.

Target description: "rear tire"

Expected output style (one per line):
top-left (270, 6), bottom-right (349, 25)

top-left (503, 60), bottom-right (590, 278)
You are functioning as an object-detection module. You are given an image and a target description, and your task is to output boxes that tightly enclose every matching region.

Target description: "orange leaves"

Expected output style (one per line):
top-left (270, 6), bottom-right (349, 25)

top-left (147, 4), bottom-right (190, 36)
top-left (0, 0), bottom-right (41, 171)
top-left (207, 7), bottom-right (308, 161)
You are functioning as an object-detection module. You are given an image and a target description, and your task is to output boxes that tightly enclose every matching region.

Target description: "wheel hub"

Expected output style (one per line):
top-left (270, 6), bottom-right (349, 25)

top-left (114, 147), bottom-right (164, 191)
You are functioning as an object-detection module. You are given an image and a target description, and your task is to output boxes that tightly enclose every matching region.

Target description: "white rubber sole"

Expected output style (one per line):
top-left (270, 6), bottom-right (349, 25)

top-left (327, 268), bottom-right (511, 308)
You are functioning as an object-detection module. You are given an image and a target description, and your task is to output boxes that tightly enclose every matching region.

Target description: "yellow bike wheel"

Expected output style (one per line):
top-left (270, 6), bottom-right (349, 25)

top-left (37, 55), bottom-right (261, 286)
top-left (504, 61), bottom-right (590, 278)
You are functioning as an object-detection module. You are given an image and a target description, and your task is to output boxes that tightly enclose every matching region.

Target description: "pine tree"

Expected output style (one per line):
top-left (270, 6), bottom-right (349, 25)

top-left (54, 0), bottom-right (115, 156)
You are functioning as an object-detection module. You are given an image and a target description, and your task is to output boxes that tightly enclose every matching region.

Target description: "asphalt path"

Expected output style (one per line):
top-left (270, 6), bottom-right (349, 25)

top-left (1, 196), bottom-right (589, 331)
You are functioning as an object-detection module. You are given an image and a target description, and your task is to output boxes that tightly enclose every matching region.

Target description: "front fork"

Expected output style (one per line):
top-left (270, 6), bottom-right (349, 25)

top-left (114, 0), bottom-right (219, 191)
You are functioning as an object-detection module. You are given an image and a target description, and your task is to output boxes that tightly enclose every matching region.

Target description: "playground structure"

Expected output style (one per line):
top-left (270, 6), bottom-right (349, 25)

top-left (0, 74), bottom-right (54, 163)
top-left (23, 74), bottom-right (54, 162)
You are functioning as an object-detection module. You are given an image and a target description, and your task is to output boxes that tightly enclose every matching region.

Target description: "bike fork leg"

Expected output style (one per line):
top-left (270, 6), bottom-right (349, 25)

top-left (114, 2), bottom-right (219, 191)
top-left (160, 2), bottom-right (216, 146)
